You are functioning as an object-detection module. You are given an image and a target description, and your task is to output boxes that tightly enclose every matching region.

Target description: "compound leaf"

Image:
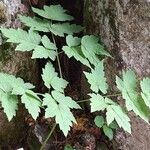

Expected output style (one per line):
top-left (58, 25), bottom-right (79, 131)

top-left (42, 62), bottom-right (68, 92)
top-left (106, 104), bottom-right (131, 134)
top-left (84, 61), bottom-right (108, 94)
top-left (21, 90), bottom-right (42, 120)
top-left (43, 91), bottom-right (80, 136)
top-left (32, 5), bottom-right (74, 21)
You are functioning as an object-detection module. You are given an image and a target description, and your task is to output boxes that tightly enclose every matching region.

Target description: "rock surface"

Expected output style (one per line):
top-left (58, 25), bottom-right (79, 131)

top-left (84, 0), bottom-right (150, 149)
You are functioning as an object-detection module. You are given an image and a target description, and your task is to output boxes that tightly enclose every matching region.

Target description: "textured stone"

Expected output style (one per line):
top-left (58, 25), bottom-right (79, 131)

top-left (84, 0), bottom-right (150, 149)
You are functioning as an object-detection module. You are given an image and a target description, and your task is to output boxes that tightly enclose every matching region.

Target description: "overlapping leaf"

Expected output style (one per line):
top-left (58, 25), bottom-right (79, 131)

top-left (81, 35), bottom-right (110, 66)
top-left (19, 15), bottom-right (50, 32)
top-left (0, 73), bottom-right (34, 95)
top-left (89, 93), bottom-right (131, 133)
top-left (140, 78), bottom-right (150, 108)
top-left (42, 62), bottom-right (68, 92)
top-left (63, 35), bottom-right (90, 67)
top-left (0, 28), bottom-right (41, 51)
top-left (21, 90), bottom-right (42, 120)
top-left (84, 61), bottom-right (108, 94)
top-left (32, 5), bottom-right (74, 21)
top-left (0, 91), bottom-right (18, 121)
top-left (50, 23), bottom-right (83, 37)
top-left (43, 91), bottom-right (81, 136)
top-left (116, 70), bottom-right (150, 122)
top-left (32, 35), bottom-right (57, 60)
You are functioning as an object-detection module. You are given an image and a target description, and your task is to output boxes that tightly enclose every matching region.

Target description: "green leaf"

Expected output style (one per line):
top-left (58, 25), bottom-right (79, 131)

top-left (0, 28), bottom-right (41, 51)
top-left (94, 115), bottom-right (104, 128)
top-left (64, 145), bottom-right (74, 150)
top-left (32, 5), bottom-right (74, 21)
top-left (42, 62), bottom-right (68, 92)
top-left (89, 93), bottom-right (107, 112)
top-left (106, 103), bottom-right (131, 133)
top-left (32, 46), bottom-right (57, 60)
top-left (103, 125), bottom-right (113, 140)
top-left (141, 78), bottom-right (150, 108)
top-left (0, 90), bottom-right (18, 121)
top-left (32, 35), bottom-right (57, 60)
top-left (19, 15), bottom-right (50, 32)
top-left (50, 23), bottom-right (83, 37)
top-left (66, 35), bottom-right (81, 47)
top-left (81, 35), bottom-right (110, 65)
top-left (109, 121), bottom-right (118, 129)
top-left (41, 35), bottom-right (57, 50)
top-left (43, 91), bottom-right (80, 136)
top-left (0, 73), bottom-right (34, 95)
top-left (116, 70), bottom-right (150, 122)
top-left (84, 61), bottom-right (108, 94)
top-left (21, 90), bottom-right (42, 120)
top-left (62, 46), bottom-right (90, 67)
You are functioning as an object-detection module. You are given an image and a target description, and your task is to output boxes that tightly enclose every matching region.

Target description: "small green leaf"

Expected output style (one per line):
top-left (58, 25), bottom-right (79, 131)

top-left (41, 35), bottom-right (57, 50)
top-left (32, 5), bottom-right (74, 21)
top-left (64, 144), bottom-right (74, 150)
top-left (103, 125), bottom-right (113, 140)
top-left (109, 121), bottom-right (118, 129)
top-left (94, 115), bottom-right (104, 128)
top-left (84, 61), bottom-right (108, 94)
top-left (66, 35), bottom-right (81, 47)
top-left (89, 93), bottom-right (107, 112)
top-left (42, 62), bottom-right (68, 92)
top-left (32, 46), bottom-right (57, 60)
top-left (21, 90), bottom-right (42, 120)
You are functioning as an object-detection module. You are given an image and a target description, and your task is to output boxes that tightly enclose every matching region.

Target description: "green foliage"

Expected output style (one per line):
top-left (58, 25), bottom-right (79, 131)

top-left (0, 4), bottom-right (150, 143)
top-left (43, 91), bottom-right (80, 136)
top-left (116, 70), bottom-right (150, 122)
top-left (0, 73), bottom-right (39, 120)
top-left (84, 61), bottom-right (108, 94)
top-left (94, 115), bottom-right (104, 128)
top-left (90, 93), bottom-right (131, 133)
top-left (141, 78), bottom-right (150, 108)
top-left (103, 125), bottom-right (113, 140)
top-left (32, 5), bottom-right (74, 21)
top-left (0, 28), bottom-right (41, 51)
top-left (42, 62), bottom-right (68, 92)
top-left (64, 145), bottom-right (74, 150)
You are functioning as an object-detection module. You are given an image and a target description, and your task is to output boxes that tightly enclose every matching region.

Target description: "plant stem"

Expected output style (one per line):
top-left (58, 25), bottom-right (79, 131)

top-left (77, 93), bottom-right (121, 103)
top-left (52, 34), bottom-right (63, 78)
top-left (40, 123), bottom-right (57, 150)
